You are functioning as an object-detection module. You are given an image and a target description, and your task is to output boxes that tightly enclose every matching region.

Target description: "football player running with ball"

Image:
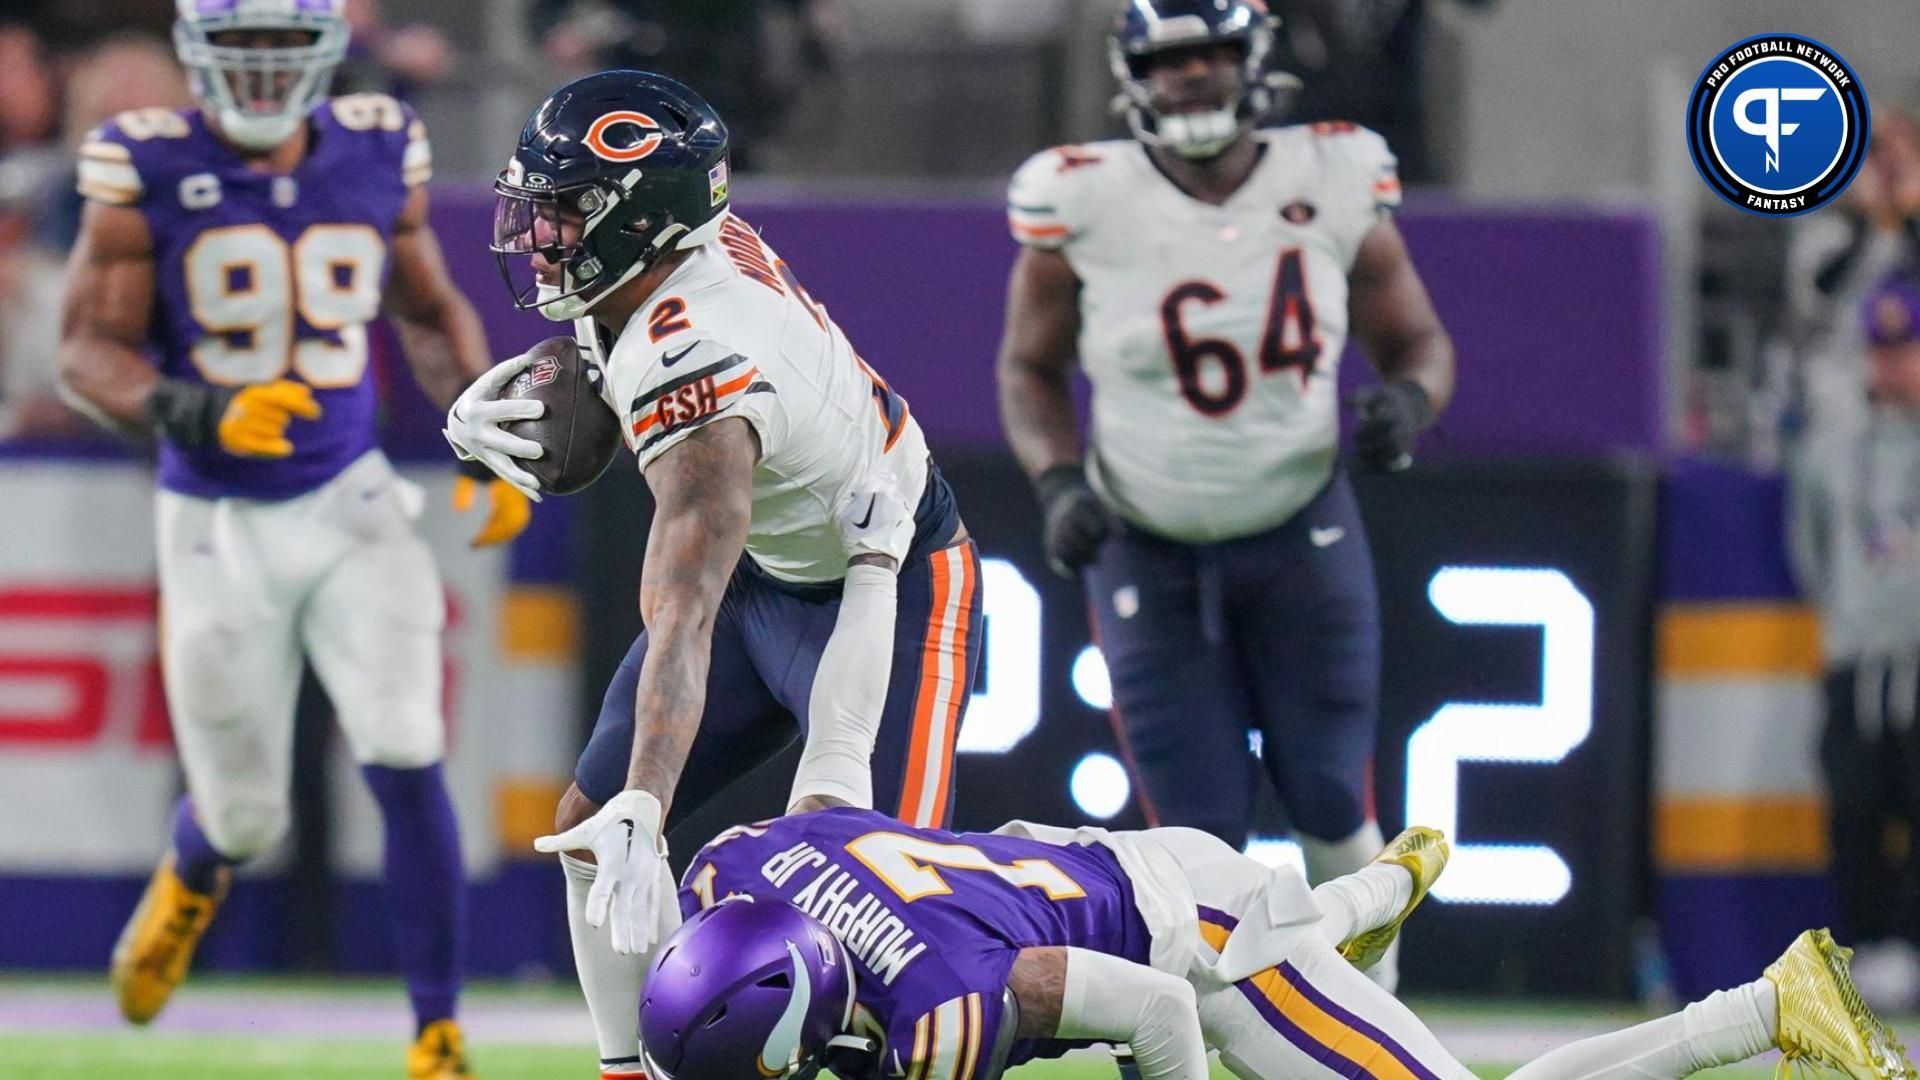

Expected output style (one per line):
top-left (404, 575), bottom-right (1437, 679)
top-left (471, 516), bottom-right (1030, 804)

top-left (445, 71), bottom-right (981, 1078)
top-left (639, 807), bottom-right (1915, 1080)
top-left (56, 1), bottom-right (521, 1075)
top-left (995, 0), bottom-right (1455, 988)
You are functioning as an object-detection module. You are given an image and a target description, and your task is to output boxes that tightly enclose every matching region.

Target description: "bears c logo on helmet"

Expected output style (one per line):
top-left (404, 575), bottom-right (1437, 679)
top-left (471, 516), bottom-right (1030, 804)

top-left (583, 110), bottom-right (665, 163)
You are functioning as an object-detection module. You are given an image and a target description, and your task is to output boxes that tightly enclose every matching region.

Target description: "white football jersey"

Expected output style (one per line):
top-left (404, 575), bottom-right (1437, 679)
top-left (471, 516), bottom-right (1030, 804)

top-left (1007, 124), bottom-right (1401, 543)
top-left (584, 214), bottom-right (928, 584)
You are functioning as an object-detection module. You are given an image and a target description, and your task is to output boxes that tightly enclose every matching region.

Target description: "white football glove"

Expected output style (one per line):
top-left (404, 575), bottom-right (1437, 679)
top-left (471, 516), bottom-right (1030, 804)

top-left (533, 789), bottom-right (669, 955)
top-left (444, 353), bottom-right (545, 502)
top-left (836, 480), bottom-right (913, 565)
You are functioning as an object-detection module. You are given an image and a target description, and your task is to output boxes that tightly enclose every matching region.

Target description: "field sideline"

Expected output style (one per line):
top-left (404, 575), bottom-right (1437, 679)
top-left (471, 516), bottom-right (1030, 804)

top-left (0, 976), bottom-right (1796, 1080)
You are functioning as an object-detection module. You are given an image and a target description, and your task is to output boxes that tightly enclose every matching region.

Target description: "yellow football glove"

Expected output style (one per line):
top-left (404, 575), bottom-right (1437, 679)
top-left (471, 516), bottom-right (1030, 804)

top-left (215, 379), bottom-right (322, 459)
top-left (453, 474), bottom-right (533, 548)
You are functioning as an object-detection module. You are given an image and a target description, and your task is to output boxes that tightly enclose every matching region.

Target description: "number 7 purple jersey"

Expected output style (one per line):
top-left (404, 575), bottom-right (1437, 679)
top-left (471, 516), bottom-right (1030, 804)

top-left (76, 97), bottom-right (432, 500)
top-left (679, 807), bottom-right (1155, 1080)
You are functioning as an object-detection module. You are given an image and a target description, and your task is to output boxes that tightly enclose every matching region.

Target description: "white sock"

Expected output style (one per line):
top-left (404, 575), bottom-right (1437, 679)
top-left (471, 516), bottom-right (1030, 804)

top-left (562, 854), bottom-right (649, 1072)
top-left (1301, 821), bottom-right (1401, 990)
top-left (1505, 979), bottom-right (1778, 1080)
top-left (1311, 863), bottom-right (1415, 945)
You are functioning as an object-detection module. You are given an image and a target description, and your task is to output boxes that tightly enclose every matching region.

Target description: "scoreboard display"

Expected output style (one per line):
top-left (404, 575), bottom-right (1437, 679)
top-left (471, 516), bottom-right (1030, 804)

top-left (578, 453), bottom-right (1659, 999)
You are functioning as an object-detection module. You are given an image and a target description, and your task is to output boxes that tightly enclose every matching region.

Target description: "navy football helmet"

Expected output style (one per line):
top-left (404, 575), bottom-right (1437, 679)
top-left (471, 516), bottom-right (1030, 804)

top-left (492, 70), bottom-right (731, 322)
top-left (1109, 0), bottom-right (1294, 159)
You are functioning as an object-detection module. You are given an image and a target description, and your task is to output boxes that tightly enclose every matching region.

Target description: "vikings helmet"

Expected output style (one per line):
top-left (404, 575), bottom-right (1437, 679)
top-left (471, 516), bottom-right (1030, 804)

top-left (639, 899), bottom-right (860, 1080)
top-left (173, 0), bottom-right (349, 152)
top-left (492, 70), bottom-right (731, 322)
top-left (1109, 0), bottom-right (1292, 159)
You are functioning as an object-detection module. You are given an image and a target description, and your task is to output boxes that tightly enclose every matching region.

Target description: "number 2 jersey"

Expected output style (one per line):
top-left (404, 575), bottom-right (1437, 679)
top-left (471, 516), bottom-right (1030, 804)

top-left (1007, 125), bottom-right (1401, 543)
top-left (679, 808), bottom-right (1154, 1080)
top-left (581, 215), bottom-right (948, 585)
top-left (77, 96), bottom-right (432, 500)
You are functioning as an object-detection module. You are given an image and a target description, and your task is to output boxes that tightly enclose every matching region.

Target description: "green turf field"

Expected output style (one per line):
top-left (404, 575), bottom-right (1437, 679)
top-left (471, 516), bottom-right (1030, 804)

top-left (0, 977), bottom-right (1790, 1080)
top-left (0, 1034), bottom-right (1784, 1080)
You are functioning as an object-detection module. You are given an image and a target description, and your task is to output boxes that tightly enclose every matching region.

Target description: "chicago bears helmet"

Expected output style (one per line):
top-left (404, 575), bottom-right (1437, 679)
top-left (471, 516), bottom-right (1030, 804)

top-left (492, 70), bottom-right (731, 322)
top-left (1109, 0), bottom-right (1293, 159)
top-left (639, 898), bottom-right (864, 1080)
top-left (173, 0), bottom-right (349, 151)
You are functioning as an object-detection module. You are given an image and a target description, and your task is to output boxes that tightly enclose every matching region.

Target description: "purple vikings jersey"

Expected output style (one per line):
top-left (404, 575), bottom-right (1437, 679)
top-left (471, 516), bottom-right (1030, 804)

top-left (679, 808), bottom-right (1154, 1080)
top-left (76, 96), bottom-right (432, 499)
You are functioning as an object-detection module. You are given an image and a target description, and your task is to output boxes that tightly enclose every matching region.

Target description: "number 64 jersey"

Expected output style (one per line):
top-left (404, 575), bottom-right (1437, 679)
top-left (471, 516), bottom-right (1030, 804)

top-left (1008, 124), bottom-right (1401, 543)
top-left (77, 95), bottom-right (431, 500)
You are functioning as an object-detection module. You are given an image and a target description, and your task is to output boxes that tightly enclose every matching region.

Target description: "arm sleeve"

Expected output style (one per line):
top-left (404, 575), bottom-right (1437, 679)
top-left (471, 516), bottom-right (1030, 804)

top-left (789, 562), bottom-right (898, 811)
top-left (1007, 148), bottom-right (1092, 252)
top-left (606, 336), bottom-right (782, 473)
top-left (1057, 948), bottom-right (1207, 1080)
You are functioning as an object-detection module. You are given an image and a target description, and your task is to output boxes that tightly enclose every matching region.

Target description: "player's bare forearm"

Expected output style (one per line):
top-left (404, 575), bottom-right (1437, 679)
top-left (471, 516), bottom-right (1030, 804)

top-left (385, 185), bottom-right (492, 408)
top-left (1350, 218), bottom-right (1455, 415)
top-left (997, 247), bottom-right (1087, 479)
top-left (57, 201), bottom-right (160, 435)
top-left (1008, 946), bottom-right (1067, 1038)
top-left (628, 418), bottom-right (759, 805)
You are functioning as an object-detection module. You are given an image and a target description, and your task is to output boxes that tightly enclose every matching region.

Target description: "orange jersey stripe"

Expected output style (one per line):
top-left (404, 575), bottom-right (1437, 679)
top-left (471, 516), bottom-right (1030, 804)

top-left (899, 548), bottom-right (957, 825)
top-left (923, 548), bottom-right (975, 825)
top-left (1009, 219), bottom-right (1069, 238)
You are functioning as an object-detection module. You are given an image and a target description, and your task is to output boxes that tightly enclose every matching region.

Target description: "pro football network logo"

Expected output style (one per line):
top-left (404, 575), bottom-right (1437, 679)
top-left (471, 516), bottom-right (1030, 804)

top-left (1686, 34), bottom-right (1869, 217)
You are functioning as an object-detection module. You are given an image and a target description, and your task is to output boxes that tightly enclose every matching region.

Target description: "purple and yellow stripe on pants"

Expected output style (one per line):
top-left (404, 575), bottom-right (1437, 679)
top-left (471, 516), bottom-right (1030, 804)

top-left (1197, 907), bottom-right (1444, 1080)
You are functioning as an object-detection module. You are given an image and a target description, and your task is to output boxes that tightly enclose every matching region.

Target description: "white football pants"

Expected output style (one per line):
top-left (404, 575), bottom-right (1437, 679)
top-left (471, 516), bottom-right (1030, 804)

top-left (156, 451), bottom-right (447, 860)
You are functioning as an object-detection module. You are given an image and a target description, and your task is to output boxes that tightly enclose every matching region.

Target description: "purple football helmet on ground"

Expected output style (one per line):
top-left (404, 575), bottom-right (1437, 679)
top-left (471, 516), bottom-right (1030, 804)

top-left (640, 898), bottom-right (858, 1080)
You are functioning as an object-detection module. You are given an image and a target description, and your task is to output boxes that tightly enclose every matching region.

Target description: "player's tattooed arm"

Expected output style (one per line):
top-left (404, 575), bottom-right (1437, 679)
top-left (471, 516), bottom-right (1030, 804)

top-left (384, 185), bottom-right (492, 408)
top-left (630, 416), bottom-right (761, 805)
top-left (57, 202), bottom-right (159, 436)
top-left (1008, 947), bottom-right (1068, 1038)
top-left (996, 247), bottom-right (1086, 480)
top-left (1349, 218), bottom-right (1455, 415)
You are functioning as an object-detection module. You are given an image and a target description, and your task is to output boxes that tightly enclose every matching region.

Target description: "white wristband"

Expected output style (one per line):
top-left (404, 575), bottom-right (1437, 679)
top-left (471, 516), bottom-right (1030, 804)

top-left (789, 563), bottom-right (898, 812)
top-left (1058, 948), bottom-right (1207, 1080)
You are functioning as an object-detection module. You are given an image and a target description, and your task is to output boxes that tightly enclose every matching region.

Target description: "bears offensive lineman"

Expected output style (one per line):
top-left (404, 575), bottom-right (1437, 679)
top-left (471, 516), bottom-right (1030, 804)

top-left (56, 1), bottom-right (522, 1075)
top-left (444, 71), bottom-right (982, 1078)
top-left (995, 0), bottom-right (1456, 988)
top-left (638, 806), bottom-right (1912, 1080)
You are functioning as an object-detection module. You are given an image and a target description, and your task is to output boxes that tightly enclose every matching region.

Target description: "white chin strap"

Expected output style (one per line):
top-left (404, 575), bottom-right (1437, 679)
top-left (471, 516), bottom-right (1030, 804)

top-left (216, 108), bottom-right (304, 152)
top-left (1151, 107), bottom-right (1243, 159)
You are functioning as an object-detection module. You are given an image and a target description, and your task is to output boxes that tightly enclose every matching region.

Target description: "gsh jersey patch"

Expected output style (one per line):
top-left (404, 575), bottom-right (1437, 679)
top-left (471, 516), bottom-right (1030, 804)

top-left (1686, 33), bottom-right (1869, 217)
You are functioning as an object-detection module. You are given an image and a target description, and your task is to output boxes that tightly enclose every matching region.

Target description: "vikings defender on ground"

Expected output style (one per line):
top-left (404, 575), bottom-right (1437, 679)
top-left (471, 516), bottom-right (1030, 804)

top-left (445, 72), bottom-right (981, 1079)
top-left (995, 0), bottom-right (1456, 988)
top-left (640, 807), bottom-right (1911, 1080)
top-left (56, 1), bottom-right (519, 1075)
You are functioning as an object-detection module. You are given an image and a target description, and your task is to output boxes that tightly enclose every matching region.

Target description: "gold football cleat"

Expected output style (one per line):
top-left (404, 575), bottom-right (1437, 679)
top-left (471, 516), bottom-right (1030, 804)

top-left (1767, 929), bottom-right (1916, 1080)
top-left (110, 853), bottom-right (230, 1025)
top-left (1337, 826), bottom-right (1449, 973)
top-left (408, 1018), bottom-right (476, 1079)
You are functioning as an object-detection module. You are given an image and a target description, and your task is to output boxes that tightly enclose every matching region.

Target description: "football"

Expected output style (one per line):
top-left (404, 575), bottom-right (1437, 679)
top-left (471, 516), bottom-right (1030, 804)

top-left (500, 335), bottom-right (623, 496)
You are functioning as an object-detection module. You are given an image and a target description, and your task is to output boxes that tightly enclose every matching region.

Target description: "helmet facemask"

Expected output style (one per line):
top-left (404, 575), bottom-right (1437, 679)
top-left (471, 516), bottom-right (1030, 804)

top-left (173, 1), bottom-right (347, 152)
top-left (491, 163), bottom-right (727, 323)
top-left (1109, 10), bottom-right (1296, 160)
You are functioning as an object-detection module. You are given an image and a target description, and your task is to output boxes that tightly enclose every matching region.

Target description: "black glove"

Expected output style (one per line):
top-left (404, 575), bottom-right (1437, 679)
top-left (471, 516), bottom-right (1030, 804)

top-left (1034, 464), bottom-right (1110, 578)
top-left (144, 377), bottom-right (236, 448)
top-left (1350, 380), bottom-right (1433, 473)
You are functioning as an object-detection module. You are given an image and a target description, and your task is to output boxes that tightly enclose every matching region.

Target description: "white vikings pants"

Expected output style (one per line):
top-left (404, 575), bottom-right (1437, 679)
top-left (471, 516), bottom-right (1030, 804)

top-left (156, 451), bottom-right (447, 860)
top-left (1128, 828), bottom-right (1477, 1080)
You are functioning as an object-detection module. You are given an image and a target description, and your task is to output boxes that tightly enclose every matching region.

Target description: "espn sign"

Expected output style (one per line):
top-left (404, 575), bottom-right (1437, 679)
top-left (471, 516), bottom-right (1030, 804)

top-left (0, 586), bottom-right (170, 750)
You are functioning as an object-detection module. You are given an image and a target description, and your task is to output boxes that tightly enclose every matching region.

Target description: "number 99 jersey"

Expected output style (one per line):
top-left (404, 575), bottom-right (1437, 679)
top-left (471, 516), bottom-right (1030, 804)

top-left (77, 95), bottom-right (433, 500)
top-left (1007, 124), bottom-right (1401, 543)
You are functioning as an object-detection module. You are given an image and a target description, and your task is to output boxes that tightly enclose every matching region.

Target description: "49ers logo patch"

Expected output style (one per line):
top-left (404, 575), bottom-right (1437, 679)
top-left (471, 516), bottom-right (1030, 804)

top-left (583, 110), bottom-right (664, 163)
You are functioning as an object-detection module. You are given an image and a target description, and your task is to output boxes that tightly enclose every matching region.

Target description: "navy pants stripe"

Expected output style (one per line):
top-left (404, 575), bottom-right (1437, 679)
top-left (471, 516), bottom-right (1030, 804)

top-left (575, 540), bottom-right (984, 834)
top-left (1084, 471), bottom-right (1381, 848)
